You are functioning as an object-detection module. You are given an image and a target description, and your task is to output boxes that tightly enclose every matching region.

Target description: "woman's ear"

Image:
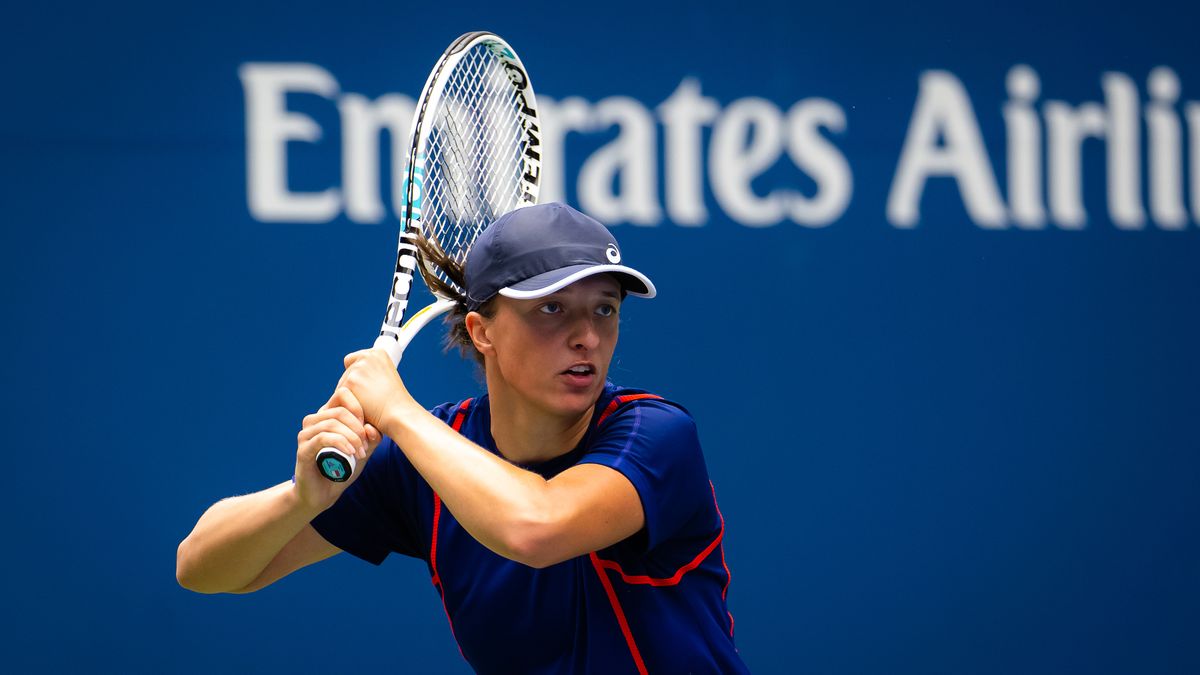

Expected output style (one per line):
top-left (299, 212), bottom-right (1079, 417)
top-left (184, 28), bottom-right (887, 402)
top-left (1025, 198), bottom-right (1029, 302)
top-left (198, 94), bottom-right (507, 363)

top-left (465, 311), bottom-right (495, 356)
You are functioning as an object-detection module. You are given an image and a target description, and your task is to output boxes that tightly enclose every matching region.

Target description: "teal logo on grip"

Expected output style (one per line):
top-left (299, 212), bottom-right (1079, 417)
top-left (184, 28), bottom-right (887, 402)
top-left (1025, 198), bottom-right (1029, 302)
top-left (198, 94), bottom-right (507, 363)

top-left (322, 457), bottom-right (346, 480)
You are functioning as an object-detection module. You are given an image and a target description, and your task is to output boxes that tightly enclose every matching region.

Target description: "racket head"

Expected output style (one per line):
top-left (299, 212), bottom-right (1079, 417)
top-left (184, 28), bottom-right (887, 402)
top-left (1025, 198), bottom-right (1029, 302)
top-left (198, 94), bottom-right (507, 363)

top-left (408, 33), bottom-right (541, 292)
top-left (376, 32), bottom-right (541, 358)
top-left (326, 33), bottom-right (541, 482)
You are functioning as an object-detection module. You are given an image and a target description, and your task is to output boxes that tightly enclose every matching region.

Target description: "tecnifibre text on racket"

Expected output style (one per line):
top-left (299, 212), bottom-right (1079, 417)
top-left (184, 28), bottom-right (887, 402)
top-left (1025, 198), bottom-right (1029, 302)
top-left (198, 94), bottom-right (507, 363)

top-left (317, 31), bottom-right (541, 481)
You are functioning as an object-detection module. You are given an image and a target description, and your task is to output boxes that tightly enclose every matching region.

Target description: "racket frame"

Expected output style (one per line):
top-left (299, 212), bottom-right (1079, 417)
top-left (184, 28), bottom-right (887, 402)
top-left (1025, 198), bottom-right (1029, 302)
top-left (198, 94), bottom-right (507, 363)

top-left (316, 31), bottom-right (541, 481)
top-left (376, 31), bottom-right (541, 364)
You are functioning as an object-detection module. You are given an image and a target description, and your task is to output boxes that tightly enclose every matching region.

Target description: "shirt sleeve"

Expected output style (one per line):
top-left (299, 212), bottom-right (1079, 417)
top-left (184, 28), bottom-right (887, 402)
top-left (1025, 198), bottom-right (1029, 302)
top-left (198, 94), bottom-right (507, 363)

top-left (309, 435), bottom-right (426, 565)
top-left (577, 400), bottom-right (711, 551)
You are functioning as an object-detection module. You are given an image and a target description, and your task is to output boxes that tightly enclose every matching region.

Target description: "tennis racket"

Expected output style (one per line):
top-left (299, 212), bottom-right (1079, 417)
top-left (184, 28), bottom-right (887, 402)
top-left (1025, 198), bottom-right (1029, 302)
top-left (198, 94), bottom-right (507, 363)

top-left (317, 31), bottom-right (542, 481)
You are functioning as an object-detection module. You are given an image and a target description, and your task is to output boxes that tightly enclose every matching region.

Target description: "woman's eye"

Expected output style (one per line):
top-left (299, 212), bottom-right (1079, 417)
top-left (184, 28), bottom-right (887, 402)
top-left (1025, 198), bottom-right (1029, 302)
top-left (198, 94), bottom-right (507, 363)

top-left (539, 302), bottom-right (562, 314)
top-left (596, 304), bottom-right (616, 317)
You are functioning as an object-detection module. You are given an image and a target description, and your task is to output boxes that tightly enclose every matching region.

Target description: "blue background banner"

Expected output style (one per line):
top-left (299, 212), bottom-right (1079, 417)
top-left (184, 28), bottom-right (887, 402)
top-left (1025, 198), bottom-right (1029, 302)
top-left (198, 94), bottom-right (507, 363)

top-left (4, 1), bottom-right (1198, 673)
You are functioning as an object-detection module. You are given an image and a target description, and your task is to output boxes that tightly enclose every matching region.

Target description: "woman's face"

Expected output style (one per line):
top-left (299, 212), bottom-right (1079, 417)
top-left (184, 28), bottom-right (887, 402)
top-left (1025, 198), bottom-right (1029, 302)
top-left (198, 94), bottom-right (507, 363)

top-left (476, 274), bottom-right (623, 418)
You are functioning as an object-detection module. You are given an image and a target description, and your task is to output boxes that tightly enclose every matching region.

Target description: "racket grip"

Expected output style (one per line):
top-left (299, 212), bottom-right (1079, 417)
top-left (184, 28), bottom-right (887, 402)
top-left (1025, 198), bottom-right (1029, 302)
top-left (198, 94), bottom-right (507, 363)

top-left (316, 447), bottom-right (357, 482)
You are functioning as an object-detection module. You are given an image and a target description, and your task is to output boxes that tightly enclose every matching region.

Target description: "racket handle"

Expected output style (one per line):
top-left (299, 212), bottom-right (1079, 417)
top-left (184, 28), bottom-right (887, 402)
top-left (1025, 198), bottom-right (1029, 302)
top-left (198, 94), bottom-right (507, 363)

top-left (316, 448), bottom-right (357, 482)
top-left (322, 298), bottom-right (455, 482)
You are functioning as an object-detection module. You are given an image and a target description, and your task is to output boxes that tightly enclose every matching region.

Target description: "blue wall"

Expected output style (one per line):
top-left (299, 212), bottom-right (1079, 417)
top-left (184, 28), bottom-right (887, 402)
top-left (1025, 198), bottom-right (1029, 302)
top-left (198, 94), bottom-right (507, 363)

top-left (4, 1), bottom-right (1198, 672)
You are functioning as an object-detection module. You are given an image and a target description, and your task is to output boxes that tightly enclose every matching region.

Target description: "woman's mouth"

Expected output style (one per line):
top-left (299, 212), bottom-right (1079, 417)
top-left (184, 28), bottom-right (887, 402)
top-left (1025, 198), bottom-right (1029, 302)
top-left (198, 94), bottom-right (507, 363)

top-left (560, 363), bottom-right (596, 386)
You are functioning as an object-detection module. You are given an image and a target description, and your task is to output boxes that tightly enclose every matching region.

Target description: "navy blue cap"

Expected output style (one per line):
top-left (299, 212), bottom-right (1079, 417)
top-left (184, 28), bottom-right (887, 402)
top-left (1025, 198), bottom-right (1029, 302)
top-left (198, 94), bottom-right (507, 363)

top-left (464, 202), bottom-right (656, 310)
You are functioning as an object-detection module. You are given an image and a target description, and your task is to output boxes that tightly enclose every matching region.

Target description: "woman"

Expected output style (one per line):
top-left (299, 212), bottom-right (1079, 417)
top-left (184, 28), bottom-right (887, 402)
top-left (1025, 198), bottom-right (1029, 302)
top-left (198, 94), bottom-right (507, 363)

top-left (177, 202), bottom-right (748, 674)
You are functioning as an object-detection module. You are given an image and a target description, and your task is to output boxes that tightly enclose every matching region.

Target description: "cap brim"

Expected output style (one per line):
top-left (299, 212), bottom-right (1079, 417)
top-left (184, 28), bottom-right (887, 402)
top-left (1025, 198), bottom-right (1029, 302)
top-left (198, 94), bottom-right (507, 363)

top-left (497, 264), bottom-right (657, 300)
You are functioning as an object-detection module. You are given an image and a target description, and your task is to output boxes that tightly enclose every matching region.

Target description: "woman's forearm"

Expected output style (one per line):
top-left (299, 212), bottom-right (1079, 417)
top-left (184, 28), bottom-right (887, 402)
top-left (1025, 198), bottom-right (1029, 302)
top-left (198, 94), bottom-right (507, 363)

top-left (383, 405), bottom-right (551, 563)
top-left (176, 482), bottom-right (321, 594)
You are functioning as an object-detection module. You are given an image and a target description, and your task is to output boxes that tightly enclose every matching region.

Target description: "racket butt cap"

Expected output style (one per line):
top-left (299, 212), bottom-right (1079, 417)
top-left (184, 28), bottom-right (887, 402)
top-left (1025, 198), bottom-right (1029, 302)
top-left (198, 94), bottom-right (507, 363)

top-left (316, 449), bottom-right (356, 482)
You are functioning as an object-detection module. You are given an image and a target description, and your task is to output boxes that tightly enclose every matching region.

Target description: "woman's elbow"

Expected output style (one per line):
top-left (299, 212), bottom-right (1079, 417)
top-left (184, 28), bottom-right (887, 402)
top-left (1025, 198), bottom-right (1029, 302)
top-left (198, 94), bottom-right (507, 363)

top-left (505, 535), bottom-right (561, 569)
top-left (176, 540), bottom-right (213, 592)
top-left (501, 512), bottom-right (572, 569)
top-left (175, 539), bottom-right (204, 591)
top-left (175, 539), bottom-right (237, 594)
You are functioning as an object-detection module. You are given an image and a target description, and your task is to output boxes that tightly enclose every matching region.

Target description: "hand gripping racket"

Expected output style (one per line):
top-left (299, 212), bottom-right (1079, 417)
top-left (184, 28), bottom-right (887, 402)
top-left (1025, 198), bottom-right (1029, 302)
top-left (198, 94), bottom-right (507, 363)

top-left (317, 31), bottom-right (542, 481)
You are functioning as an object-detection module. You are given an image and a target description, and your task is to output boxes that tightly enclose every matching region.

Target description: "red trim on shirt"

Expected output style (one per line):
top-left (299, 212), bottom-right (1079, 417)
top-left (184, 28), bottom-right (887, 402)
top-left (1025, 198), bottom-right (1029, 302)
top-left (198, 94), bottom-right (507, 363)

top-left (430, 494), bottom-right (444, 585)
top-left (430, 398), bottom-right (473, 580)
top-left (592, 529), bottom-right (723, 587)
top-left (596, 393), bottom-right (664, 427)
top-left (589, 552), bottom-right (650, 675)
top-left (592, 482), bottom-right (727, 587)
top-left (594, 481), bottom-right (738, 639)
top-left (711, 482), bottom-right (736, 637)
top-left (429, 398), bottom-right (473, 660)
top-left (430, 494), bottom-right (461, 657)
top-left (450, 398), bottom-right (472, 431)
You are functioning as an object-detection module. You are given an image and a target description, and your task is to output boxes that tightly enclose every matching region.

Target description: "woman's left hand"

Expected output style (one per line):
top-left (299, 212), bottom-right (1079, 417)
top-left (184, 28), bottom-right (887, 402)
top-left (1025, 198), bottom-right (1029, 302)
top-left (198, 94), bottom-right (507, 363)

top-left (340, 348), bottom-right (418, 433)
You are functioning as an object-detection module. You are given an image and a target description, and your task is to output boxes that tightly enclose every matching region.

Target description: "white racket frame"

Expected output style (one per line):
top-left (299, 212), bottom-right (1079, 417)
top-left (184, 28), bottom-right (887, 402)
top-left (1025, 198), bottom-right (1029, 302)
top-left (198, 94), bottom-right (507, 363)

top-left (317, 31), bottom-right (541, 481)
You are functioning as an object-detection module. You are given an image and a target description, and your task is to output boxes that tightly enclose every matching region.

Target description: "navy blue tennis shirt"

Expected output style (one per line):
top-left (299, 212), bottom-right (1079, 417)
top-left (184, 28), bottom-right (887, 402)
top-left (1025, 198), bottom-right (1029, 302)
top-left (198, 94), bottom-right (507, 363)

top-left (311, 382), bottom-right (748, 674)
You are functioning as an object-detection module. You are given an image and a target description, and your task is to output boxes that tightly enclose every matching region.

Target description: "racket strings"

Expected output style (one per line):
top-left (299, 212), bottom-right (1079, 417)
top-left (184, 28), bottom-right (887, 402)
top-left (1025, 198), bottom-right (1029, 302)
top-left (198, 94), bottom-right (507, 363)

top-left (418, 41), bottom-right (534, 296)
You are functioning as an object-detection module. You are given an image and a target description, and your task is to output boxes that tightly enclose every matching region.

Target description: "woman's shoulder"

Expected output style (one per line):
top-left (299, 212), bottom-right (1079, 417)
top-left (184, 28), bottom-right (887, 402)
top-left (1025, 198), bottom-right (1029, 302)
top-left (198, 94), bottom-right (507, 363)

top-left (590, 384), bottom-right (700, 451)
top-left (428, 395), bottom-right (484, 424)
top-left (595, 381), bottom-right (697, 433)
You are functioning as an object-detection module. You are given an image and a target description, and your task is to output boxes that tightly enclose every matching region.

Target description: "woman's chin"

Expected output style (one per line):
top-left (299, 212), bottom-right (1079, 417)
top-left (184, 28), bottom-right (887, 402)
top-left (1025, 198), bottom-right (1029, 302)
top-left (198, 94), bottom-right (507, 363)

top-left (543, 383), bottom-right (603, 416)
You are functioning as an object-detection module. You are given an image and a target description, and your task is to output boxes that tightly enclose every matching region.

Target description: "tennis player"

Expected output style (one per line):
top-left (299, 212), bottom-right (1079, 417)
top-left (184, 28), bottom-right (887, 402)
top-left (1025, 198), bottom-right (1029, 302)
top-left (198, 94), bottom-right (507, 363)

top-left (177, 202), bottom-right (748, 674)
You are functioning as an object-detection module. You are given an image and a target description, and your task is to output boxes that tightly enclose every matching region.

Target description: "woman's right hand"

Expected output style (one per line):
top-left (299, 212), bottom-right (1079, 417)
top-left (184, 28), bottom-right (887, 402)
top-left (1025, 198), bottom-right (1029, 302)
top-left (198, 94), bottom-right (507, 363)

top-left (293, 386), bottom-right (382, 513)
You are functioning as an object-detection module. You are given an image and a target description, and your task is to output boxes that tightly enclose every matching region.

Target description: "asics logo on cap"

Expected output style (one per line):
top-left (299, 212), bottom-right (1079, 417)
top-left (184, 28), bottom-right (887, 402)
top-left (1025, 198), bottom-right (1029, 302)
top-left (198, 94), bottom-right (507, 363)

top-left (606, 243), bottom-right (621, 263)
